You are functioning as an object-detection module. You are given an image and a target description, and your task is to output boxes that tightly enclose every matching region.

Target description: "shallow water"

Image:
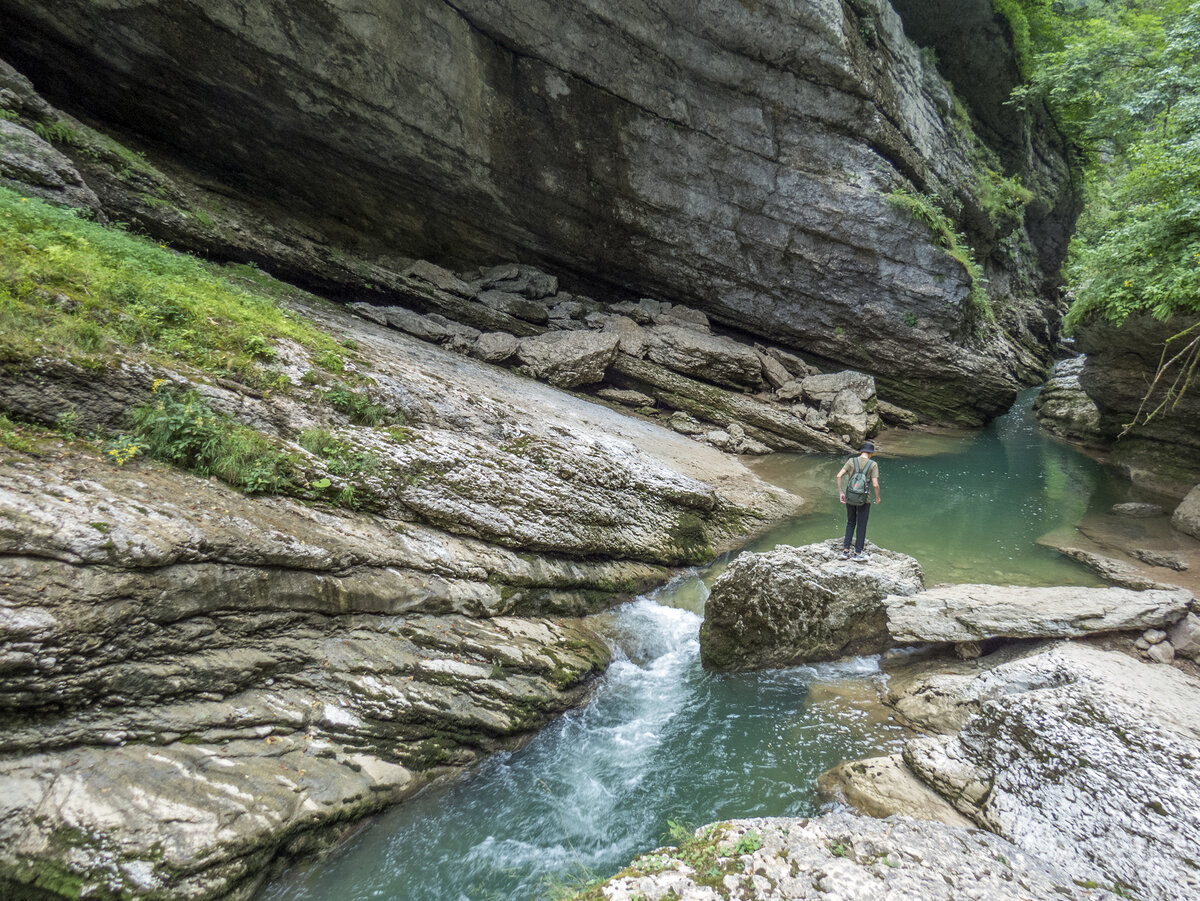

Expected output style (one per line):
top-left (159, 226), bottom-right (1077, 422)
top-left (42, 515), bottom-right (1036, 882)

top-left (746, 390), bottom-right (1137, 586)
top-left (260, 588), bottom-right (907, 901)
top-left (259, 391), bottom-right (1146, 901)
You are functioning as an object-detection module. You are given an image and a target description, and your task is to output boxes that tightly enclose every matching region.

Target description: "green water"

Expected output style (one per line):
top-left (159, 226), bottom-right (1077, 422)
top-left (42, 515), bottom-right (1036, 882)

top-left (258, 390), bottom-right (1139, 901)
top-left (745, 390), bottom-right (1121, 587)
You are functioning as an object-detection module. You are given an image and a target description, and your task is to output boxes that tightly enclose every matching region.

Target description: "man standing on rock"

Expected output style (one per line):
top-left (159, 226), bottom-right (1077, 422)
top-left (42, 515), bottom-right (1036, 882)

top-left (836, 441), bottom-right (880, 561)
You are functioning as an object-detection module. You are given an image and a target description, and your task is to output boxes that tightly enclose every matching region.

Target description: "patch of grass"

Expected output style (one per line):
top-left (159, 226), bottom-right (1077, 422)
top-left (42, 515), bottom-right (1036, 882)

top-left (0, 413), bottom-right (36, 452)
top-left (130, 389), bottom-right (298, 494)
top-left (297, 428), bottom-right (380, 478)
top-left (0, 187), bottom-right (345, 386)
top-left (324, 383), bottom-right (396, 426)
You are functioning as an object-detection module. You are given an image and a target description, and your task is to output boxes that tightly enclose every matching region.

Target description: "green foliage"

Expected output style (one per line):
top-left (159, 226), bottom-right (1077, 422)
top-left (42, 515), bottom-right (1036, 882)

top-left (732, 830), bottom-right (763, 855)
top-left (130, 390), bottom-right (297, 494)
top-left (887, 190), bottom-right (994, 324)
top-left (105, 434), bottom-right (144, 467)
top-left (34, 121), bottom-right (82, 146)
top-left (0, 413), bottom-right (35, 453)
top-left (297, 428), bottom-right (380, 477)
top-left (992, 0), bottom-right (1064, 76)
top-left (1017, 1), bottom-right (1200, 328)
top-left (0, 187), bottom-right (345, 383)
top-left (323, 383), bottom-right (395, 426)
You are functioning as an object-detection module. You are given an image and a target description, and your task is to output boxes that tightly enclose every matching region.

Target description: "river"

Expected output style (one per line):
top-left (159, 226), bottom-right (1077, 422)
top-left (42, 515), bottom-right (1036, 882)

top-left (260, 391), bottom-right (1144, 901)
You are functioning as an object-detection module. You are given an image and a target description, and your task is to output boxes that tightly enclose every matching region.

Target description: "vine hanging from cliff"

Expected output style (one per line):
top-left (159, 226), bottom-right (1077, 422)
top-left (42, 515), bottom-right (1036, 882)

top-left (1121, 320), bottom-right (1200, 435)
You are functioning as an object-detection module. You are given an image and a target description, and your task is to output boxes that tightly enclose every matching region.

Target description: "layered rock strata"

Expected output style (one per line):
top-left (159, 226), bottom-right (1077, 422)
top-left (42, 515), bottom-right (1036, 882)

top-left (0, 0), bottom-right (1079, 423)
top-left (867, 642), bottom-right (1200, 901)
top-left (0, 278), bottom-right (801, 897)
top-left (1038, 315), bottom-right (1200, 495)
top-left (0, 62), bottom-right (885, 460)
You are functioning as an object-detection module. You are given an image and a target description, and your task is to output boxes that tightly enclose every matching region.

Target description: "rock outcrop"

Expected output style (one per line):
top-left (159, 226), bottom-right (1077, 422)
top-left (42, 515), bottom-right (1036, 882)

top-left (1032, 355), bottom-right (1104, 447)
top-left (0, 0), bottom-right (1079, 423)
top-left (1174, 485), bottom-right (1200, 540)
top-left (591, 812), bottom-right (1121, 901)
top-left (0, 267), bottom-right (802, 898)
top-left (832, 641), bottom-right (1200, 901)
top-left (1040, 314), bottom-right (1200, 493)
top-left (887, 583), bottom-right (1193, 643)
top-left (699, 541), bottom-right (924, 670)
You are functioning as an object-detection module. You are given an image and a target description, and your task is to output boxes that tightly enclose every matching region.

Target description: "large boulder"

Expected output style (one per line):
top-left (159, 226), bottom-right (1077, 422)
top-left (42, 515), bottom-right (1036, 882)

top-left (515, 330), bottom-right (620, 388)
top-left (476, 288), bottom-right (550, 324)
top-left (800, 371), bottom-right (876, 409)
top-left (887, 583), bottom-right (1194, 644)
top-left (1173, 484), bottom-right (1200, 540)
top-left (643, 325), bottom-right (764, 391)
top-left (0, 0), bottom-right (1078, 424)
top-left (1032, 355), bottom-right (1105, 447)
top-left (699, 541), bottom-right (924, 671)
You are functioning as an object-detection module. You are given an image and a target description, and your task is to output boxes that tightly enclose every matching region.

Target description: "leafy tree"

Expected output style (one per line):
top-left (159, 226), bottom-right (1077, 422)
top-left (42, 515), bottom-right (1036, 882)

top-left (1010, 0), bottom-right (1200, 327)
top-left (1002, 1), bottom-right (1199, 427)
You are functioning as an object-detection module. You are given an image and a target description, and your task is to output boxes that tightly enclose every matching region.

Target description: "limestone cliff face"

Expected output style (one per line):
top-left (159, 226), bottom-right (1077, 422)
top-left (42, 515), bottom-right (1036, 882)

top-left (1073, 314), bottom-right (1200, 496)
top-left (0, 0), bottom-right (1077, 424)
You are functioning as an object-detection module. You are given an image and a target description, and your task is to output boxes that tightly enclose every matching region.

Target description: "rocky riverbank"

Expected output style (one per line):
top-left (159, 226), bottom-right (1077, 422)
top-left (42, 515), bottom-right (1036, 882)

top-left (599, 541), bottom-right (1200, 901)
top-left (0, 258), bottom-right (809, 897)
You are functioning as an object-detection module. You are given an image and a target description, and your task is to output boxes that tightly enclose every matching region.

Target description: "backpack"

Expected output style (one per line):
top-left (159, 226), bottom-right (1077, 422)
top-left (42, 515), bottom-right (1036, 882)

top-left (845, 457), bottom-right (873, 505)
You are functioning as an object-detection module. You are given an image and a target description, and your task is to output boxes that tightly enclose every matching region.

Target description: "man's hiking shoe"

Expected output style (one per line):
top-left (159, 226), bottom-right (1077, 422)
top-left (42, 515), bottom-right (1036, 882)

top-left (854, 552), bottom-right (869, 562)
top-left (841, 548), bottom-right (852, 560)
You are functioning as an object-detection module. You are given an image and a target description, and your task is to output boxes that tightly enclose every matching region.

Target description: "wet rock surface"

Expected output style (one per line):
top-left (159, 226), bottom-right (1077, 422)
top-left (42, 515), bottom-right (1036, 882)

top-left (830, 641), bottom-right (1200, 901)
top-left (0, 283), bottom-right (801, 897)
top-left (699, 541), bottom-right (924, 670)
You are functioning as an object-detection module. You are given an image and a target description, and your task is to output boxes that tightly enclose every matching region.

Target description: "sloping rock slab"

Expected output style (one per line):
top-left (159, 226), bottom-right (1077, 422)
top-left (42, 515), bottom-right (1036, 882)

top-left (817, 754), bottom-right (973, 828)
top-left (699, 541), bottom-right (923, 671)
top-left (887, 583), bottom-right (1193, 643)
top-left (902, 642), bottom-right (1200, 901)
top-left (598, 813), bottom-right (1121, 901)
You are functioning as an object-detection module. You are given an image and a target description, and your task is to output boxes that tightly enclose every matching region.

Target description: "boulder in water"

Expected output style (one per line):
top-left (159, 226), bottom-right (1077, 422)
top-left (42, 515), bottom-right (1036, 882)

top-left (699, 540), bottom-right (924, 671)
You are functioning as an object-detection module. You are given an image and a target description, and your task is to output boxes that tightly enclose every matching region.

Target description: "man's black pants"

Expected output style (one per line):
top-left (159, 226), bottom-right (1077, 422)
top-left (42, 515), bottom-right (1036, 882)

top-left (844, 502), bottom-right (870, 553)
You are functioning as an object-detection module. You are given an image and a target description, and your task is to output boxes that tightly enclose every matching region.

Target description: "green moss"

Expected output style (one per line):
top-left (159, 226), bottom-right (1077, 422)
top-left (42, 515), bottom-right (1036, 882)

top-left (886, 189), bottom-right (994, 327)
top-left (0, 413), bottom-right (36, 452)
top-left (0, 187), bottom-right (345, 388)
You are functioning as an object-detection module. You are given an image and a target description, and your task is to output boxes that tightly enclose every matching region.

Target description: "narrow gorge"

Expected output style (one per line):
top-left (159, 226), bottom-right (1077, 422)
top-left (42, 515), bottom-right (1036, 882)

top-left (0, 1), bottom-right (1197, 900)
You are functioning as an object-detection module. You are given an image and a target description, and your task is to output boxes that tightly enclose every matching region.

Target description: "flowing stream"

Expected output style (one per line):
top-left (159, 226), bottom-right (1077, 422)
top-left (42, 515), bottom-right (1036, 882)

top-left (261, 391), bottom-right (1152, 901)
